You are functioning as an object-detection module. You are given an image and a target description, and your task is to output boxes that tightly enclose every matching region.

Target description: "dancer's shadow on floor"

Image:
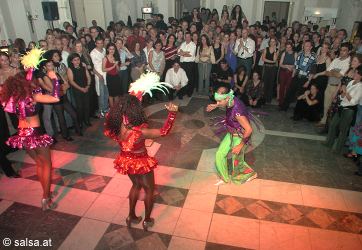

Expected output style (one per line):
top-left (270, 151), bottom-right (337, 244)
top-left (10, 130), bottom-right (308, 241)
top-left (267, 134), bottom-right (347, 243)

top-left (52, 152), bottom-right (95, 205)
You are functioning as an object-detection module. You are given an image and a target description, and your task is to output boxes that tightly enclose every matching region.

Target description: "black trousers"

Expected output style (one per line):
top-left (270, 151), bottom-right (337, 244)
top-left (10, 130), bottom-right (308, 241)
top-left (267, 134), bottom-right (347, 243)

top-left (53, 95), bottom-right (81, 138)
top-left (263, 65), bottom-right (278, 103)
top-left (119, 69), bottom-right (130, 95)
top-left (168, 86), bottom-right (188, 100)
top-left (89, 74), bottom-right (98, 116)
top-left (0, 107), bottom-right (17, 176)
top-left (180, 62), bottom-right (195, 97)
top-left (282, 76), bottom-right (308, 110)
top-left (166, 86), bottom-right (175, 100)
top-left (73, 89), bottom-right (90, 125)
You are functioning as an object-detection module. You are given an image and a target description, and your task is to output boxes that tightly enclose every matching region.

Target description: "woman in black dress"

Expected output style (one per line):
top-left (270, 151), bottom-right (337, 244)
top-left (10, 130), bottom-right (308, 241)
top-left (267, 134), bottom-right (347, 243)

top-left (310, 42), bottom-right (331, 98)
top-left (67, 53), bottom-right (92, 127)
top-left (262, 38), bottom-right (278, 103)
top-left (212, 35), bottom-right (224, 74)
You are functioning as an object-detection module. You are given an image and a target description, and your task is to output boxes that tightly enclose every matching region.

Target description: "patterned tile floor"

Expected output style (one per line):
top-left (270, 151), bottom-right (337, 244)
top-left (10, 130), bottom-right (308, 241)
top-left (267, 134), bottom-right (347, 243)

top-left (0, 95), bottom-right (362, 250)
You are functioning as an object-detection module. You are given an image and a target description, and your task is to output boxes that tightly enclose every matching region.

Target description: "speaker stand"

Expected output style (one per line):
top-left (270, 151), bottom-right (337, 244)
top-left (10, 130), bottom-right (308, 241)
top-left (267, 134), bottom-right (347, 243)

top-left (48, 21), bottom-right (54, 30)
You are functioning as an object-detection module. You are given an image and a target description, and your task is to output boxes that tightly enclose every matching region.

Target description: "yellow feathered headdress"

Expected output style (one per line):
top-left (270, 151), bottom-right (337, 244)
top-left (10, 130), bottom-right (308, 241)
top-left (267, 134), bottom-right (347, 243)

top-left (21, 48), bottom-right (46, 80)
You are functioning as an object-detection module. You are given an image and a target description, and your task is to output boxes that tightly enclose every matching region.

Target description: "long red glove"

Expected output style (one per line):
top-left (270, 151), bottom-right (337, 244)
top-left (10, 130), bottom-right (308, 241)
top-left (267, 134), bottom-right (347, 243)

top-left (160, 111), bottom-right (177, 136)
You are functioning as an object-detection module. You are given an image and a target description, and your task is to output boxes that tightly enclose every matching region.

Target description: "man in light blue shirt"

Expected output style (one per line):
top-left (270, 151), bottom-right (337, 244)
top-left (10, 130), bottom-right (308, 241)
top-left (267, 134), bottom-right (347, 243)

top-left (115, 38), bottom-right (132, 94)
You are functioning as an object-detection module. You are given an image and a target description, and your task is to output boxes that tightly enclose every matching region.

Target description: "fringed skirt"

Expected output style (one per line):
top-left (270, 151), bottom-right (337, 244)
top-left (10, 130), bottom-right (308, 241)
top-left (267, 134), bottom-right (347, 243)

top-left (114, 150), bottom-right (157, 175)
top-left (6, 127), bottom-right (53, 150)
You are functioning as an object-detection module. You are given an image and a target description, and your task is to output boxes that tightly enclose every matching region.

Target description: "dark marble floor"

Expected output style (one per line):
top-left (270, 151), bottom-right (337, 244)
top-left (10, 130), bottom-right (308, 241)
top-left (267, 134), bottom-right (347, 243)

top-left (0, 203), bottom-right (80, 249)
top-left (50, 97), bottom-right (361, 191)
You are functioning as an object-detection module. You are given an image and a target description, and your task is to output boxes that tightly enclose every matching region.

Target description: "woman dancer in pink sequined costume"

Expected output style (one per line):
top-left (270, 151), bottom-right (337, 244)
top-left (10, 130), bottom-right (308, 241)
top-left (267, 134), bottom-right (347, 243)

top-left (0, 49), bottom-right (60, 211)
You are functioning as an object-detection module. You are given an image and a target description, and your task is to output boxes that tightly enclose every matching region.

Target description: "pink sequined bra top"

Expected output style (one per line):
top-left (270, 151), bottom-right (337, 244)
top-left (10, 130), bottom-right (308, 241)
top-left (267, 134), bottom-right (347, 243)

top-left (2, 87), bottom-right (42, 119)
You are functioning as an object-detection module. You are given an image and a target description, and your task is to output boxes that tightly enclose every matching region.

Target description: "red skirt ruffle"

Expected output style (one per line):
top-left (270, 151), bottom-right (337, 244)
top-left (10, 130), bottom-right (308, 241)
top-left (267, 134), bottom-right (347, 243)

top-left (114, 151), bottom-right (157, 175)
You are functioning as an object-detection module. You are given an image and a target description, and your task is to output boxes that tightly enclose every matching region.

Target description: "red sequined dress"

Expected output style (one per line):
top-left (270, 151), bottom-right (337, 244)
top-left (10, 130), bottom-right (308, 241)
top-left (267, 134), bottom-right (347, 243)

top-left (114, 123), bottom-right (158, 175)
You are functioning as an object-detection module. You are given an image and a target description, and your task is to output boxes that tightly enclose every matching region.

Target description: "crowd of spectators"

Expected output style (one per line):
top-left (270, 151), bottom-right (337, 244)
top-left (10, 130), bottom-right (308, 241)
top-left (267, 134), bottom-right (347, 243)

top-left (1, 4), bottom-right (362, 177)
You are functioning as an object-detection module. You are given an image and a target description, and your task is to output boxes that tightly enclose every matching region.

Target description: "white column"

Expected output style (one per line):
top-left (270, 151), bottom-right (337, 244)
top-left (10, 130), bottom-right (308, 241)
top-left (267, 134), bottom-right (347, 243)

top-left (103, 0), bottom-right (113, 26)
top-left (5, 0), bottom-right (32, 43)
top-left (70, 0), bottom-right (87, 28)
top-left (0, 0), bottom-right (13, 42)
top-left (111, 0), bottom-right (137, 24)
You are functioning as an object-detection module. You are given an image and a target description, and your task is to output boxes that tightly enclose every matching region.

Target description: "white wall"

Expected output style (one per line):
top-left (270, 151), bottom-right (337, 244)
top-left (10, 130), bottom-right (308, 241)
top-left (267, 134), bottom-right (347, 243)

top-left (110, 0), bottom-right (137, 23)
top-left (150, 0), bottom-right (175, 21)
top-left (4, 0), bottom-right (33, 42)
top-left (70, 0), bottom-right (87, 28)
top-left (202, 0), bottom-right (344, 25)
top-left (336, 0), bottom-right (362, 37)
top-left (2, 0), bottom-right (361, 44)
top-left (0, 0), bottom-right (72, 44)
top-left (83, 0), bottom-right (106, 27)
top-left (0, 0), bottom-right (15, 41)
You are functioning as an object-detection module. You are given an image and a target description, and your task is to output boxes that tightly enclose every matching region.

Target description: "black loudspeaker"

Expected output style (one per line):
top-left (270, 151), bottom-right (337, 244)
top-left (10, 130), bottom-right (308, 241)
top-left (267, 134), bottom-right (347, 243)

top-left (42, 1), bottom-right (59, 21)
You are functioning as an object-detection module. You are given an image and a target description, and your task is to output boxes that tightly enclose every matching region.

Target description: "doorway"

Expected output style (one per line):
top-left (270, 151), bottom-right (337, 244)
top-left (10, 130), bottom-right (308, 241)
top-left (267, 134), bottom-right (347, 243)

top-left (175, 0), bottom-right (200, 19)
top-left (263, 1), bottom-right (290, 24)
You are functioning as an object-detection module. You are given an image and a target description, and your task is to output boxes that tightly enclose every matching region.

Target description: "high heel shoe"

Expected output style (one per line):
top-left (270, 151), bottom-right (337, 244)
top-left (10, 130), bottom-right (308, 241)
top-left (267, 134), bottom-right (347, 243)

top-left (142, 218), bottom-right (154, 231)
top-left (41, 198), bottom-right (57, 211)
top-left (126, 216), bottom-right (142, 228)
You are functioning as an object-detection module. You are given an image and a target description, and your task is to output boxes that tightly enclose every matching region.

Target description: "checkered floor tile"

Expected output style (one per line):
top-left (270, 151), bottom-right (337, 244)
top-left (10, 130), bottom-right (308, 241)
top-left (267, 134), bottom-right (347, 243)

top-left (1, 96), bottom-right (362, 249)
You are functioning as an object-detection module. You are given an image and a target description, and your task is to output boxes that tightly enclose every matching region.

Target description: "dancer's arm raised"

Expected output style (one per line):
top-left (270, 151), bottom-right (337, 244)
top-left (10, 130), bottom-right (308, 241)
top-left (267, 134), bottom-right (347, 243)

top-left (141, 103), bottom-right (178, 138)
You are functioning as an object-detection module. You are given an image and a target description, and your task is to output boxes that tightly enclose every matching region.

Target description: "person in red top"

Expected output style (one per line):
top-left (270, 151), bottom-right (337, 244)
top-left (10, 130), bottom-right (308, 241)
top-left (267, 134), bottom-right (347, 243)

top-left (162, 34), bottom-right (178, 80)
top-left (104, 72), bottom-right (176, 231)
top-left (126, 26), bottom-right (146, 52)
top-left (102, 43), bottom-right (121, 107)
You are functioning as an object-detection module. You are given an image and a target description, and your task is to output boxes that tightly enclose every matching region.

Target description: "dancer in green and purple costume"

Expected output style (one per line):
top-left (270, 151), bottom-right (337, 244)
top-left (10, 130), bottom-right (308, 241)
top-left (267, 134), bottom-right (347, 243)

top-left (207, 86), bottom-right (258, 185)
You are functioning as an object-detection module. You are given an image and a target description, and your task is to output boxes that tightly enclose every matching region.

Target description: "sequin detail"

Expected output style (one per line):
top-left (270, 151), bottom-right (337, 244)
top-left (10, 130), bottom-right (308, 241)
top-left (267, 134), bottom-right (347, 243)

top-left (112, 123), bottom-right (157, 175)
top-left (114, 151), bottom-right (157, 175)
top-left (6, 127), bottom-right (53, 149)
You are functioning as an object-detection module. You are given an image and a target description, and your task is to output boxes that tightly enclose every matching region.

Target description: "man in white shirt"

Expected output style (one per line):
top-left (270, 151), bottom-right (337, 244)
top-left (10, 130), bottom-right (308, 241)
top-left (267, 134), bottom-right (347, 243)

top-left (165, 60), bottom-right (188, 100)
top-left (326, 65), bottom-right (362, 153)
top-left (317, 42), bottom-right (352, 125)
top-left (178, 32), bottom-right (196, 98)
top-left (234, 28), bottom-right (255, 76)
top-left (90, 37), bottom-right (108, 118)
top-left (54, 38), bottom-right (69, 67)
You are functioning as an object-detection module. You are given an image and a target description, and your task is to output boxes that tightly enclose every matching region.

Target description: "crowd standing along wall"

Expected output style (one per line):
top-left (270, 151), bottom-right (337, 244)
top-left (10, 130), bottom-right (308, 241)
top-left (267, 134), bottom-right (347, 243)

top-left (0, 0), bottom-right (361, 44)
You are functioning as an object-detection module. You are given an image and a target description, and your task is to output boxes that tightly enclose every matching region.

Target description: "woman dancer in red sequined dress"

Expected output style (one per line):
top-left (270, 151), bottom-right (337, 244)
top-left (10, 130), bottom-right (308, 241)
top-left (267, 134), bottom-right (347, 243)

top-left (104, 72), bottom-right (177, 231)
